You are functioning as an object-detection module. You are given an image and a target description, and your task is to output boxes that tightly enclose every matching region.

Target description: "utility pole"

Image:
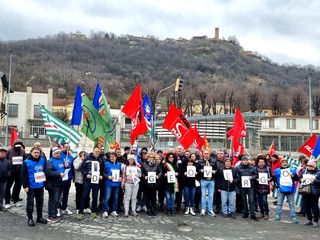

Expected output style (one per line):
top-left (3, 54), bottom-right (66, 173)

top-left (5, 49), bottom-right (13, 147)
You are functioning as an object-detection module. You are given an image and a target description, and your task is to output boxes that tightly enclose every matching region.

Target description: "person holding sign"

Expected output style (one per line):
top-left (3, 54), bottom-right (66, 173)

top-left (21, 146), bottom-right (47, 226)
top-left (162, 152), bottom-right (179, 216)
top-left (216, 158), bottom-right (236, 219)
top-left (272, 158), bottom-right (299, 223)
top-left (45, 147), bottom-right (67, 222)
top-left (254, 155), bottom-right (271, 220)
top-left (299, 160), bottom-right (320, 228)
top-left (5, 140), bottom-right (27, 209)
top-left (122, 154), bottom-right (141, 217)
top-left (234, 156), bottom-right (258, 221)
top-left (198, 149), bottom-right (217, 217)
top-left (142, 152), bottom-right (162, 216)
top-left (0, 147), bottom-right (10, 211)
top-left (181, 153), bottom-right (198, 216)
top-left (78, 146), bottom-right (105, 218)
top-left (102, 152), bottom-right (122, 218)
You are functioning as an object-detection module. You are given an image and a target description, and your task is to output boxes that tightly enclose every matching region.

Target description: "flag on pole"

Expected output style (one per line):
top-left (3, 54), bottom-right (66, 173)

top-left (121, 84), bottom-right (148, 145)
top-left (10, 127), bottom-right (19, 147)
top-left (134, 143), bottom-right (142, 172)
top-left (162, 103), bottom-right (198, 150)
top-left (268, 140), bottom-right (276, 156)
top-left (193, 122), bottom-right (204, 150)
top-left (227, 107), bottom-right (246, 139)
top-left (92, 83), bottom-right (115, 144)
top-left (203, 133), bottom-right (211, 152)
top-left (230, 138), bottom-right (244, 167)
top-left (298, 133), bottom-right (317, 157)
top-left (40, 104), bottom-right (82, 149)
top-left (71, 86), bottom-right (83, 126)
top-left (81, 90), bottom-right (108, 147)
top-left (142, 95), bottom-right (153, 131)
top-left (311, 135), bottom-right (320, 160)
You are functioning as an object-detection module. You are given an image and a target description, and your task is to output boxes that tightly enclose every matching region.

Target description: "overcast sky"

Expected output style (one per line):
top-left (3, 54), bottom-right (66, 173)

top-left (1, 0), bottom-right (319, 66)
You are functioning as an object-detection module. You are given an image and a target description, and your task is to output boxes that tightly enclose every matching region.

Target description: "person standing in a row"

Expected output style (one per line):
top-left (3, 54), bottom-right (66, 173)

top-left (0, 147), bottom-right (10, 211)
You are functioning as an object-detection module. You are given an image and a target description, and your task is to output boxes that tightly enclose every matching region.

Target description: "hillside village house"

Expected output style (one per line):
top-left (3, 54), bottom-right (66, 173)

top-left (0, 72), bottom-right (10, 129)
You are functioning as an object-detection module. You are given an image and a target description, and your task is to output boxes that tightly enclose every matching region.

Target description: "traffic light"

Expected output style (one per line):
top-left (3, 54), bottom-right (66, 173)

top-left (174, 77), bottom-right (184, 92)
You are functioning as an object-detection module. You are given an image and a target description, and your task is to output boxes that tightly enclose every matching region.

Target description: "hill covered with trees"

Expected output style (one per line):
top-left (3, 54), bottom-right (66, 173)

top-left (1, 31), bottom-right (320, 116)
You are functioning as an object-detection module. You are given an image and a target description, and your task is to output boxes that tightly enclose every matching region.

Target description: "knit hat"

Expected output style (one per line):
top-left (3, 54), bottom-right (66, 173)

top-left (280, 158), bottom-right (288, 164)
top-left (124, 146), bottom-right (130, 151)
top-left (0, 147), bottom-right (7, 152)
top-left (127, 154), bottom-right (135, 160)
top-left (241, 156), bottom-right (249, 161)
top-left (157, 149), bottom-right (163, 154)
top-left (52, 147), bottom-right (62, 155)
top-left (307, 161), bottom-right (316, 168)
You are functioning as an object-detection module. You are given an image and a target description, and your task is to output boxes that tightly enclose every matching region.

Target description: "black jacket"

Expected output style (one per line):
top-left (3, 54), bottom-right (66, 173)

top-left (299, 167), bottom-right (320, 196)
top-left (142, 161), bottom-right (162, 188)
top-left (162, 160), bottom-right (179, 192)
top-left (80, 153), bottom-right (105, 182)
top-left (21, 155), bottom-right (41, 189)
top-left (180, 160), bottom-right (199, 187)
top-left (197, 158), bottom-right (217, 181)
top-left (216, 167), bottom-right (236, 192)
top-left (0, 157), bottom-right (10, 181)
top-left (235, 163), bottom-right (257, 188)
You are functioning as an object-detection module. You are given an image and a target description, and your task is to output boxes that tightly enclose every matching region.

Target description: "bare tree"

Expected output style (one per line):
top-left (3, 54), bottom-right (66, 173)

top-left (269, 88), bottom-right (288, 115)
top-left (247, 87), bottom-right (261, 112)
top-left (290, 87), bottom-right (307, 115)
top-left (312, 88), bottom-right (320, 116)
top-left (197, 83), bottom-right (209, 115)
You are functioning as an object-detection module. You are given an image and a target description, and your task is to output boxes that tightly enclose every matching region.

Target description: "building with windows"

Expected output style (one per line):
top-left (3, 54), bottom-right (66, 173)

top-left (0, 72), bottom-right (11, 128)
top-left (8, 87), bottom-right (53, 138)
top-left (260, 116), bottom-right (320, 153)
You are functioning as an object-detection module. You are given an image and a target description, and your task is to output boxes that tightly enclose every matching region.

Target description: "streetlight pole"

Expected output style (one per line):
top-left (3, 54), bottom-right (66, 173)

top-left (309, 75), bottom-right (312, 136)
top-left (5, 49), bottom-right (13, 146)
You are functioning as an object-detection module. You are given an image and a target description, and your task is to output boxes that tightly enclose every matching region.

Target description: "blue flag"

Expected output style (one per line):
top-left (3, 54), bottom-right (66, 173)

top-left (142, 95), bottom-right (153, 131)
top-left (71, 86), bottom-right (83, 126)
top-left (312, 135), bottom-right (320, 160)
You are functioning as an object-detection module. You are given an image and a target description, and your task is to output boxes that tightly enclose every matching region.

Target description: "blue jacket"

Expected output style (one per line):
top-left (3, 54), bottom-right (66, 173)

top-left (60, 151), bottom-right (74, 179)
top-left (105, 161), bottom-right (122, 187)
top-left (273, 167), bottom-right (299, 193)
top-left (45, 157), bottom-right (67, 187)
top-left (21, 156), bottom-right (45, 189)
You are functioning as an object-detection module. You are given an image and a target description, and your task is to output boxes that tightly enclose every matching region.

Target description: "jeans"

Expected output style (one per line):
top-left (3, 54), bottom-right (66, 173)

top-left (124, 183), bottom-right (139, 214)
top-left (165, 190), bottom-right (175, 210)
top-left (103, 185), bottom-right (120, 212)
top-left (201, 180), bottom-right (214, 211)
top-left (0, 181), bottom-right (7, 208)
top-left (221, 190), bottom-right (235, 214)
top-left (240, 187), bottom-right (255, 215)
top-left (48, 186), bottom-right (63, 218)
top-left (79, 180), bottom-right (100, 213)
top-left (304, 194), bottom-right (320, 222)
top-left (26, 188), bottom-right (44, 220)
top-left (276, 190), bottom-right (296, 218)
top-left (257, 192), bottom-right (269, 215)
top-left (184, 186), bottom-right (196, 208)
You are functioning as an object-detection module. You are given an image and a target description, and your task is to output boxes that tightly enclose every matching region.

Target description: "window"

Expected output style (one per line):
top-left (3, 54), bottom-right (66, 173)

top-left (30, 123), bottom-right (45, 136)
top-left (33, 105), bottom-right (42, 118)
top-left (269, 119), bottom-right (275, 128)
top-left (286, 119), bottom-right (296, 129)
top-left (9, 104), bottom-right (18, 117)
top-left (312, 119), bottom-right (319, 130)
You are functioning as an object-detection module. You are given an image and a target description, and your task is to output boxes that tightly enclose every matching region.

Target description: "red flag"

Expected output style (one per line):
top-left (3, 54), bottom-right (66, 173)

top-left (203, 133), bottom-right (211, 152)
top-left (163, 104), bottom-right (197, 150)
top-left (298, 133), bottom-right (317, 157)
top-left (227, 107), bottom-right (246, 139)
top-left (10, 127), bottom-right (19, 147)
top-left (231, 138), bottom-right (244, 167)
top-left (109, 140), bottom-right (120, 150)
top-left (193, 122), bottom-right (204, 150)
top-left (121, 84), bottom-right (148, 145)
top-left (268, 140), bottom-right (275, 156)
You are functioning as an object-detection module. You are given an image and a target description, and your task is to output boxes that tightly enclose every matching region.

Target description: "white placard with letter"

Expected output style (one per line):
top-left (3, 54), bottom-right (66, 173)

top-left (12, 156), bottom-right (23, 165)
top-left (126, 167), bottom-right (138, 176)
top-left (148, 172), bottom-right (156, 183)
top-left (280, 168), bottom-right (292, 187)
top-left (241, 176), bottom-right (251, 188)
top-left (302, 174), bottom-right (315, 185)
top-left (91, 162), bottom-right (100, 184)
top-left (187, 166), bottom-right (196, 177)
top-left (259, 173), bottom-right (268, 185)
top-left (223, 169), bottom-right (233, 181)
top-left (112, 169), bottom-right (120, 182)
top-left (34, 172), bottom-right (46, 183)
top-left (62, 168), bottom-right (70, 181)
top-left (203, 166), bottom-right (212, 178)
top-left (167, 171), bottom-right (175, 183)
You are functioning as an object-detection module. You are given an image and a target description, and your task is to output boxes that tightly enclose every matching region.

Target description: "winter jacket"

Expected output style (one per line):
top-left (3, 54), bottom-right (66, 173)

top-left (273, 167), bottom-right (299, 193)
top-left (104, 161), bottom-right (122, 187)
top-left (162, 160), bottom-right (179, 192)
top-left (21, 155), bottom-right (45, 189)
top-left (60, 150), bottom-right (74, 179)
top-left (73, 149), bottom-right (84, 184)
top-left (254, 165), bottom-right (271, 194)
top-left (180, 160), bottom-right (199, 187)
top-left (80, 153), bottom-right (105, 182)
top-left (234, 163), bottom-right (257, 188)
top-left (299, 167), bottom-right (320, 196)
top-left (216, 166), bottom-right (236, 192)
top-left (45, 156), bottom-right (67, 187)
top-left (0, 157), bottom-right (10, 181)
top-left (6, 139), bottom-right (27, 175)
top-left (197, 158), bottom-right (217, 181)
top-left (142, 161), bottom-right (162, 188)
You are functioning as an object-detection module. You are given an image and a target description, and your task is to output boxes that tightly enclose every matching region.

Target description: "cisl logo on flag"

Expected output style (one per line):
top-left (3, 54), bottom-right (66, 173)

top-left (171, 122), bottom-right (189, 140)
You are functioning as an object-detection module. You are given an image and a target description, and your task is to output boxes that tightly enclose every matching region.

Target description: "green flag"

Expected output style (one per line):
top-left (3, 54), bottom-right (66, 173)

top-left (81, 92), bottom-right (107, 147)
top-left (40, 104), bottom-right (82, 149)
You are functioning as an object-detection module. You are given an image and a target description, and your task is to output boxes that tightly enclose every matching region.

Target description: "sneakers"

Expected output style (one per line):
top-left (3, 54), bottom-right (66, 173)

top-left (124, 213), bottom-right (129, 217)
top-left (142, 206), bottom-right (147, 212)
top-left (4, 204), bottom-right (11, 209)
top-left (136, 206), bottom-right (141, 212)
top-left (184, 207), bottom-right (190, 215)
top-left (84, 208), bottom-right (92, 214)
top-left (102, 212), bottom-right (108, 218)
top-left (189, 208), bottom-right (196, 216)
top-left (75, 214), bottom-right (85, 220)
top-left (91, 213), bottom-right (97, 218)
top-left (292, 217), bottom-right (298, 224)
top-left (274, 215), bottom-right (281, 221)
top-left (62, 208), bottom-right (73, 215)
top-left (208, 210), bottom-right (216, 217)
top-left (131, 211), bottom-right (138, 217)
top-left (36, 218), bottom-right (48, 224)
top-left (111, 211), bottom-right (118, 217)
top-left (201, 209), bottom-right (206, 216)
top-left (242, 213), bottom-right (249, 219)
top-left (313, 222), bottom-right (319, 228)
top-left (27, 219), bottom-right (35, 226)
top-left (305, 220), bottom-right (313, 226)
top-left (14, 202), bottom-right (21, 207)
top-left (264, 214), bottom-right (269, 220)
top-left (47, 217), bottom-right (58, 222)
top-left (223, 214), bottom-right (228, 218)
top-left (229, 213), bottom-right (236, 219)
top-left (57, 208), bottom-right (61, 217)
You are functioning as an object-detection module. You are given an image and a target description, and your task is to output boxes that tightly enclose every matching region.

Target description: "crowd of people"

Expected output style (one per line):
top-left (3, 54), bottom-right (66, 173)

top-left (0, 139), bottom-right (319, 229)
